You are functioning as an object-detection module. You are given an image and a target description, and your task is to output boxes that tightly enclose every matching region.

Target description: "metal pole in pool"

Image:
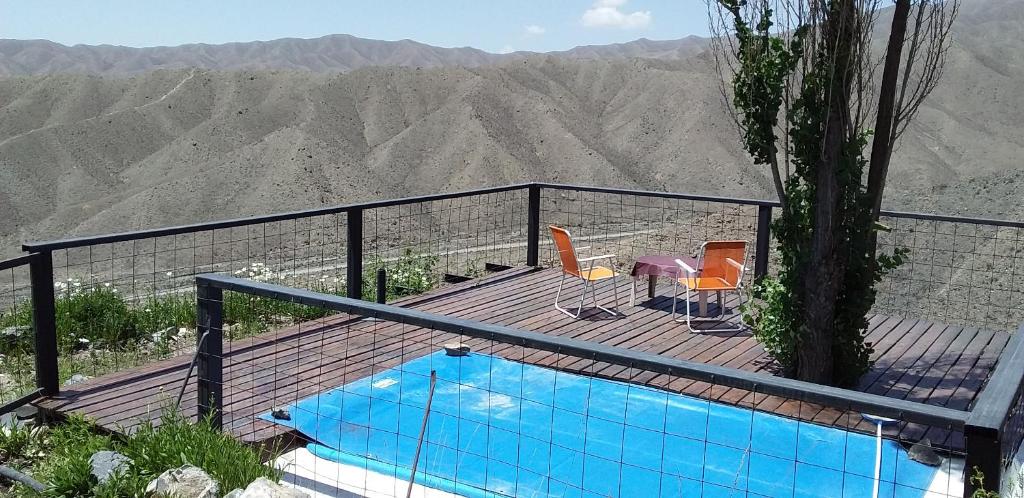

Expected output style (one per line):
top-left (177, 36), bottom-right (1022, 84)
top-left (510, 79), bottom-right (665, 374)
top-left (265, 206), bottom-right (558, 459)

top-left (406, 370), bottom-right (438, 498)
top-left (861, 413), bottom-right (899, 498)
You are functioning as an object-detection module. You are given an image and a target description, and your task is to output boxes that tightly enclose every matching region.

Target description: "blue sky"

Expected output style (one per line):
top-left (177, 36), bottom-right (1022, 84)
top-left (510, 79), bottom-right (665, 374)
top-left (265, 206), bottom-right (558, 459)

top-left (0, 0), bottom-right (710, 53)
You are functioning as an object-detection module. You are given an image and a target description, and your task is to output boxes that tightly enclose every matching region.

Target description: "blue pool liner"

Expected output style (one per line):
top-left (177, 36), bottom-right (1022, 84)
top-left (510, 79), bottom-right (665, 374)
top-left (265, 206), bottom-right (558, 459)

top-left (262, 351), bottom-right (948, 498)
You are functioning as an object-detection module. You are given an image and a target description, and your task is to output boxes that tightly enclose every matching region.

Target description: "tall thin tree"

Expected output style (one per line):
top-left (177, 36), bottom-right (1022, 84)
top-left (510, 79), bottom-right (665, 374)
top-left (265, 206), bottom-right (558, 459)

top-left (709, 0), bottom-right (958, 385)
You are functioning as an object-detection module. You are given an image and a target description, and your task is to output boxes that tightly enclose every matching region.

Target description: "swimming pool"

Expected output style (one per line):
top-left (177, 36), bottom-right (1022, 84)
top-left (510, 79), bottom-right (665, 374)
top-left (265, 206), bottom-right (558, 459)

top-left (262, 351), bottom-right (960, 498)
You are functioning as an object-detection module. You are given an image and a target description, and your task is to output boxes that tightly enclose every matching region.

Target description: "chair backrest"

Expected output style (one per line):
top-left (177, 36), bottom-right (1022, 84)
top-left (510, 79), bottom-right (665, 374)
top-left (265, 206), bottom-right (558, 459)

top-left (549, 226), bottom-right (580, 277)
top-left (698, 240), bottom-right (747, 287)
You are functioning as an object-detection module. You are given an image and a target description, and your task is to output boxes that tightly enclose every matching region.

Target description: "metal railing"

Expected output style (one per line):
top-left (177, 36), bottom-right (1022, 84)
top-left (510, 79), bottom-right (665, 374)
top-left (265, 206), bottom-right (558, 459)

top-left (2, 182), bottom-right (1023, 495)
top-left (0, 253), bottom-right (55, 411)
top-left (194, 273), bottom-right (985, 497)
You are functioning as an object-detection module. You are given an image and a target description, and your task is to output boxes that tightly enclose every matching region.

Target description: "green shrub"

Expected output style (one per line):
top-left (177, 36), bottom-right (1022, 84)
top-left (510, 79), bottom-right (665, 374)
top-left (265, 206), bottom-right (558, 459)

top-left (0, 422), bottom-right (46, 466)
top-left (26, 415), bottom-right (112, 498)
top-left (0, 304), bottom-right (34, 356)
top-left (971, 467), bottom-right (1000, 497)
top-left (135, 294), bottom-right (195, 338)
top-left (739, 277), bottom-right (800, 376)
top-left (15, 410), bottom-right (278, 497)
top-left (56, 288), bottom-right (138, 351)
top-left (363, 249), bottom-right (439, 301)
top-left (117, 411), bottom-right (280, 494)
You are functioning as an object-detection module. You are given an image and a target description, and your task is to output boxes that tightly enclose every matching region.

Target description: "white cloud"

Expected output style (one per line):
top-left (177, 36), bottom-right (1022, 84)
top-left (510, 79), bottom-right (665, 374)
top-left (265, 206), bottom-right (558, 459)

top-left (581, 0), bottom-right (652, 29)
top-left (524, 24), bottom-right (546, 35)
top-left (497, 44), bottom-right (515, 54)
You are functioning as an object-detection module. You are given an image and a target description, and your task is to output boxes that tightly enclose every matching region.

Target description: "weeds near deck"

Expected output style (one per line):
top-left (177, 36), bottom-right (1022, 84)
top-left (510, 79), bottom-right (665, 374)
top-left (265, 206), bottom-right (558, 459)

top-left (0, 253), bottom-right (440, 404)
top-left (3, 409), bottom-right (279, 497)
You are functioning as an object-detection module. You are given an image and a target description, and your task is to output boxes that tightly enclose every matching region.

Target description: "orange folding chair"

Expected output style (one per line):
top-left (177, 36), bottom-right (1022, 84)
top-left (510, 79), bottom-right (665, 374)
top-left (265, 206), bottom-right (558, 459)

top-left (672, 240), bottom-right (747, 331)
top-left (549, 226), bottom-right (620, 318)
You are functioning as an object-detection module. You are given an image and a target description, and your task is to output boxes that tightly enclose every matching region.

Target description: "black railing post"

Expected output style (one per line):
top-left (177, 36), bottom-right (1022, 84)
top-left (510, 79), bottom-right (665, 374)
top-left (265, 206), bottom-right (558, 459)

top-left (376, 267), bottom-right (387, 304)
top-left (29, 251), bottom-right (59, 396)
top-left (962, 325), bottom-right (1024, 496)
top-left (753, 205), bottom-right (772, 282)
top-left (964, 421), bottom-right (1001, 496)
top-left (196, 281), bottom-right (224, 430)
top-left (526, 184), bottom-right (541, 267)
top-left (347, 207), bottom-right (364, 300)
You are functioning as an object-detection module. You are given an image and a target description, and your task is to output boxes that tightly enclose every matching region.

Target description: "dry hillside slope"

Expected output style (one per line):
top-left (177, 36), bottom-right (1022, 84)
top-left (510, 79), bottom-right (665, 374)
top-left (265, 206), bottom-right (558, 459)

top-left (0, 0), bottom-right (1021, 257)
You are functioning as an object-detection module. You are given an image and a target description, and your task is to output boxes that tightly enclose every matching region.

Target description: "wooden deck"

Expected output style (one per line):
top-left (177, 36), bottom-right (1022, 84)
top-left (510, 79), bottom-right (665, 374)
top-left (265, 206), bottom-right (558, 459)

top-left (36, 266), bottom-right (1009, 452)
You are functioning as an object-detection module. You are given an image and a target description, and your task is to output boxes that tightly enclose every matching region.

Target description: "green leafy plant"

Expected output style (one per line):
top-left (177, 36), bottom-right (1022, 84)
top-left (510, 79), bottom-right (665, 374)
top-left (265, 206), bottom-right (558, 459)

top-left (739, 277), bottom-right (799, 375)
top-left (971, 467), bottom-right (1001, 497)
top-left (25, 415), bottom-right (112, 498)
top-left (114, 410), bottom-right (280, 494)
top-left (0, 422), bottom-right (47, 467)
top-left (11, 410), bottom-right (279, 497)
top-left (362, 249), bottom-right (439, 302)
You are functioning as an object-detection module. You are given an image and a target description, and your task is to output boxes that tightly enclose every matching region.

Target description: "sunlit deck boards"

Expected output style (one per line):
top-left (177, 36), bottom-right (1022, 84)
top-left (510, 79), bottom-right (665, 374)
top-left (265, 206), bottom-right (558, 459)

top-left (35, 266), bottom-right (1008, 450)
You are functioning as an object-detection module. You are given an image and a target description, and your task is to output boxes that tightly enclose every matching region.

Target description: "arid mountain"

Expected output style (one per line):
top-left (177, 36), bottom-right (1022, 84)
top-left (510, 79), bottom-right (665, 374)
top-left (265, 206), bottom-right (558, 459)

top-left (0, 35), bottom-right (706, 76)
top-left (0, 0), bottom-right (1020, 256)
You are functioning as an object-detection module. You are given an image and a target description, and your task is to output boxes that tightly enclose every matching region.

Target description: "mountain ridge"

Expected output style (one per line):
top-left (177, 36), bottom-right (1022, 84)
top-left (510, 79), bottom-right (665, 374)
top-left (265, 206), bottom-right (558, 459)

top-left (0, 34), bottom-right (707, 76)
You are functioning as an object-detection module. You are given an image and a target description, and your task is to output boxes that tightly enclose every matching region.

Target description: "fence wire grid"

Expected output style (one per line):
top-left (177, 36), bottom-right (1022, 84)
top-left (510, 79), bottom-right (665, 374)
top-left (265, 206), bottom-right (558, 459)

top-left (188, 283), bottom-right (969, 498)
top-left (0, 257), bottom-right (37, 405)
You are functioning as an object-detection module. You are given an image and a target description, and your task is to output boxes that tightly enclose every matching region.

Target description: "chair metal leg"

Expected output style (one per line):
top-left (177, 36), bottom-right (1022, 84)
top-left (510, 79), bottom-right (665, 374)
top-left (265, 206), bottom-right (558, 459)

top-left (671, 278), bottom-right (679, 320)
top-left (674, 281), bottom-right (695, 327)
top-left (612, 277), bottom-right (620, 309)
top-left (555, 273), bottom-right (619, 319)
top-left (679, 288), bottom-right (745, 332)
top-left (594, 277), bottom-right (618, 316)
top-left (555, 273), bottom-right (591, 319)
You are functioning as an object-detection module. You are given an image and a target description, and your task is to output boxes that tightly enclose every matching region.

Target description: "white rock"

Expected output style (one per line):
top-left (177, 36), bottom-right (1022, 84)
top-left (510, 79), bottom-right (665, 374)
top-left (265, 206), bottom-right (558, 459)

top-left (64, 374), bottom-right (92, 386)
top-left (89, 450), bottom-right (132, 483)
top-left (144, 465), bottom-right (219, 498)
top-left (151, 326), bottom-right (176, 343)
top-left (237, 477), bottom-right (307, 498)
top-left (223, 490), bottom-right (243, 498)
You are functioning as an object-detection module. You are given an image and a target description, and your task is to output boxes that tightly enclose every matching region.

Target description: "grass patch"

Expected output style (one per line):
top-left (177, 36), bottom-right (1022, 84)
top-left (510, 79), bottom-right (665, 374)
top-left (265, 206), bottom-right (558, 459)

top-left (5, 410), bottom-right (279, 497)
top-left (0, 253), bottom-right (441, 404)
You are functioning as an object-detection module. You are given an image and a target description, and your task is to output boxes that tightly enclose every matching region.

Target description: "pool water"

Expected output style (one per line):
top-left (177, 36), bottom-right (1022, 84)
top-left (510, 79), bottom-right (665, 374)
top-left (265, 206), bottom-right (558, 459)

top-left (262, 351), bottom-right (956, 498)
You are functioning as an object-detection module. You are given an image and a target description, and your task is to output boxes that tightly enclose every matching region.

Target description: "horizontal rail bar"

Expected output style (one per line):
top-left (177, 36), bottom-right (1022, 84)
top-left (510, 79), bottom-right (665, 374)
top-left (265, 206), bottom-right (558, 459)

top-left (0, 253), bottom-right (36, 272)
top-left (0, 389), bottom-right (43, 416)
top-left (540, 182), bottom-right (1024, 227)
top-left (23, 183), bottom-right (533, 252)
top-left (535, 182), bottom-right (781, 207)
top-left (196, 273), bottom-right (971, 428)
top-left (22, 182), bottom-right (1023, 252)
top-left (877, 209), bottom-right (1024, 229)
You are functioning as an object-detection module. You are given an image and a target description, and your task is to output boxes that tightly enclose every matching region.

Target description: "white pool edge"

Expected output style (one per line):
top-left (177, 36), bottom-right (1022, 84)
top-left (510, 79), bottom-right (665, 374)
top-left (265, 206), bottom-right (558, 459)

top-left (274, 447), bottom-right (964, 498)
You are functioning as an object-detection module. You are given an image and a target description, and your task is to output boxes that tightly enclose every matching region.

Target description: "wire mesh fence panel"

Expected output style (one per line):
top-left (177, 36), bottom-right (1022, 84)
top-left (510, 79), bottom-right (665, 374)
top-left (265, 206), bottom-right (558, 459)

top-left (43, 212), bottom-right (349, 386)
top-left (0, 257), bottom-right (36, 405)
top-left (539, 189), bottom-right (762, 287)
top-left (200, 282), bottom-right (968, 498)
top-left (362, 190), bottom-right (530, 301)
top-left (875, 216), bottom-right (1024, 331)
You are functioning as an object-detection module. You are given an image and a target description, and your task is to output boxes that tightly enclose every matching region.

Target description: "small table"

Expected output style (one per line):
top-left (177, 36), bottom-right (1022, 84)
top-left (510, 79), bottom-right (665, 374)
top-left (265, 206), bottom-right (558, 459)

top-left (630, 255), bottom-right (708, 314)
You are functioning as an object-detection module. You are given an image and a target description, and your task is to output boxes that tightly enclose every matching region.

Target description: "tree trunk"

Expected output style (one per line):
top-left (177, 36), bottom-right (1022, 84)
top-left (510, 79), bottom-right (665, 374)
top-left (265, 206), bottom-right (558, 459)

top-left (864, 0), bottom-right (913, 274)
top-left (866, 0), bottom-right (912, 221)
top-left (796, 0), bottom-right (858, 384)
top-left (797, 107), bottom-right (844, 383)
